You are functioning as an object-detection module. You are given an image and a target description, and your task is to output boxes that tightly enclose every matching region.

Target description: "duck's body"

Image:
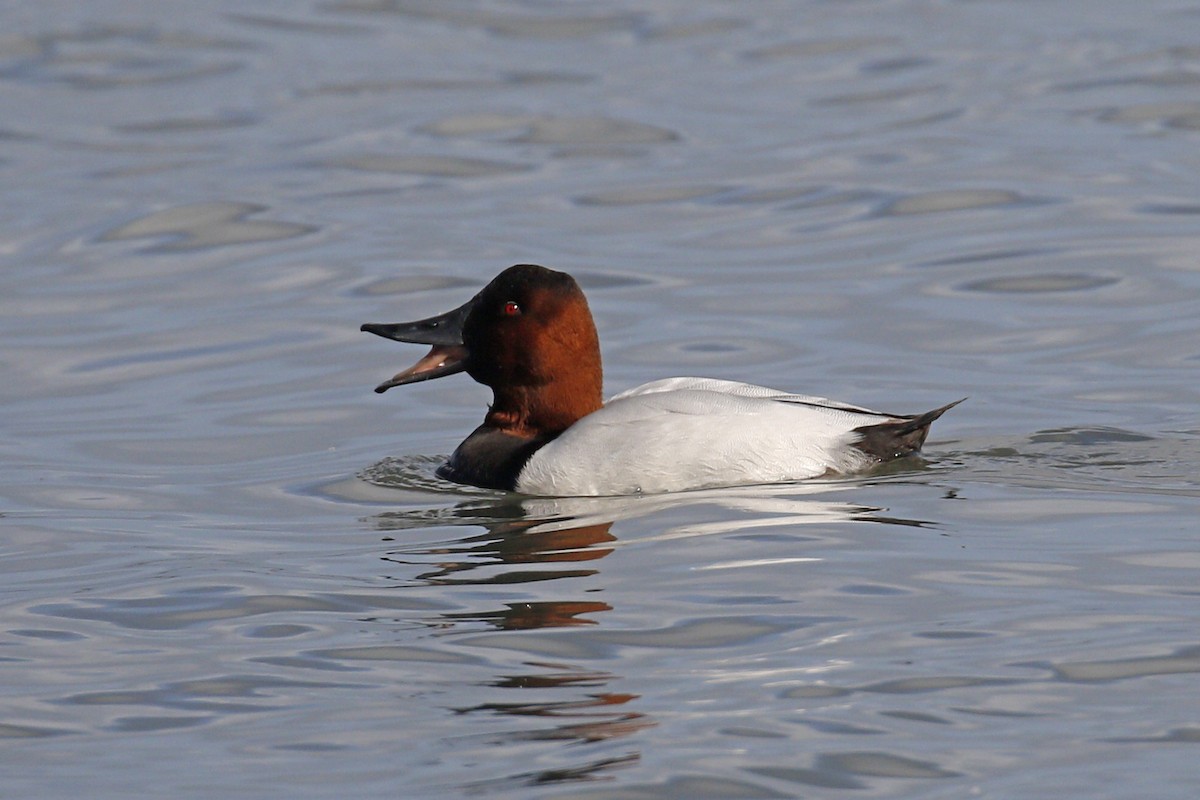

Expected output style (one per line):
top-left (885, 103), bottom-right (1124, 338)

top-left (510, 378), bottom-right (959, 495)
top-left (363, 265), bottom-right (960, 497)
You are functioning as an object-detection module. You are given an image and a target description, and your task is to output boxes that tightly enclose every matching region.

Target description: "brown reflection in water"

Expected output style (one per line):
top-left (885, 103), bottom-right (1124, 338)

top-left (443, 600), bottom-right (611, 630)
top-left (463, 752), bottom-right (640, 792)
top-left (374, 511), bottom-right (651, 785)
top-left (381, 519), bottom-right (616, 586)
top-left (456, 662), bottom-right (654, 744)
top-left (454, 661), bottom-right (650, 787)
top-left (490, 664), bottom-right (609, 689)
top-left (370, 502), bottom-right (679, 788)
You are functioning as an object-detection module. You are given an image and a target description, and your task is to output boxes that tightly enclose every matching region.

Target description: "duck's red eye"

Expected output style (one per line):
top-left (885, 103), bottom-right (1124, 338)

top-left (503, 301), bottom-right (521, 316)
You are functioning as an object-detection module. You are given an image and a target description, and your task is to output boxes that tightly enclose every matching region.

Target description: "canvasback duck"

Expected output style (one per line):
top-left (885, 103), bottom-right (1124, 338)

top-left (362, 264), bottom-right (961, 496)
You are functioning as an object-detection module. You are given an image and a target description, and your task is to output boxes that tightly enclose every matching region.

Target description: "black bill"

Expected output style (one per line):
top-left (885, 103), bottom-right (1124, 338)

top-left (361, 297), bottom-right (474, 393)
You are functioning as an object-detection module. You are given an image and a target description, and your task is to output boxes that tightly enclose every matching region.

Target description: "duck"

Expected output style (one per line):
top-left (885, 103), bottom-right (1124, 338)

top-left (362, 264), bottom-right (961, 497)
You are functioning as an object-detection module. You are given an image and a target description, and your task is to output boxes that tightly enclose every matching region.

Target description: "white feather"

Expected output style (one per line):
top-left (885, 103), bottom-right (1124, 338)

top-left (515, 377), bottom-right (892, 496)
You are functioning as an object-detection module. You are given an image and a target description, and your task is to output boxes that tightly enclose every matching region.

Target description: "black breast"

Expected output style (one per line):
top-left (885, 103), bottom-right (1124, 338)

top-left (436, 426), bottom-right (553, 491)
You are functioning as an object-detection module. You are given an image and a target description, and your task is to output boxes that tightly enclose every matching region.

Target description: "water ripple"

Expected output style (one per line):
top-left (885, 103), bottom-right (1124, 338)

top-left (420, 112), bottom-right (679, 145)
top-left (0, 26), bottom-right (250, 88)
top-left (101, 202), bottom-right (316, 251)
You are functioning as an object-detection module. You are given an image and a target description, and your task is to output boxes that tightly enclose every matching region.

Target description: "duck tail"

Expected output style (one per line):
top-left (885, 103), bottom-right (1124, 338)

top-left (852, 398), bottom-right (965, 461)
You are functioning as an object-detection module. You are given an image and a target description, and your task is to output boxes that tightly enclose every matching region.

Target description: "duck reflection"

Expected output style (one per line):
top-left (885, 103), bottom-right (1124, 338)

top-left (379, 514), bottom-right (616, 587)
top-left (455, 661), bottom-right (651, 788)
top-left (460, 661), bottom-right (652, 742)
top-left (366, 481), bottom-right (920, 595)
top-left (441, 600), bottom-right (611, 630)
top-left (355, 479), bottom-right (932, 785)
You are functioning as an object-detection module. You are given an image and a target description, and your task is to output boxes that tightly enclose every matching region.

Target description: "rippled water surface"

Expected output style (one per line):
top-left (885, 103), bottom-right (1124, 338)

top-left (3, 1), bottom-right (1199, 798)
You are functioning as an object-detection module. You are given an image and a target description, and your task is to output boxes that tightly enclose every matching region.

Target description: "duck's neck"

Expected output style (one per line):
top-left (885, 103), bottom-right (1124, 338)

top-left (485, 377), bottom-right (603, 439)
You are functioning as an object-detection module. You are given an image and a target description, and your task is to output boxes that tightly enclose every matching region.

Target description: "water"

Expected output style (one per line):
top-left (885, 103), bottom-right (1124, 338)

top-left (3, 1), bottom-right (1199, 797)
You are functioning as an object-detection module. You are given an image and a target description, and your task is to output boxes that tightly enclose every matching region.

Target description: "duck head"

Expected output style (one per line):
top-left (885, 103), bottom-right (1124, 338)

top-left (362, 264), bottom-right (603, 436)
